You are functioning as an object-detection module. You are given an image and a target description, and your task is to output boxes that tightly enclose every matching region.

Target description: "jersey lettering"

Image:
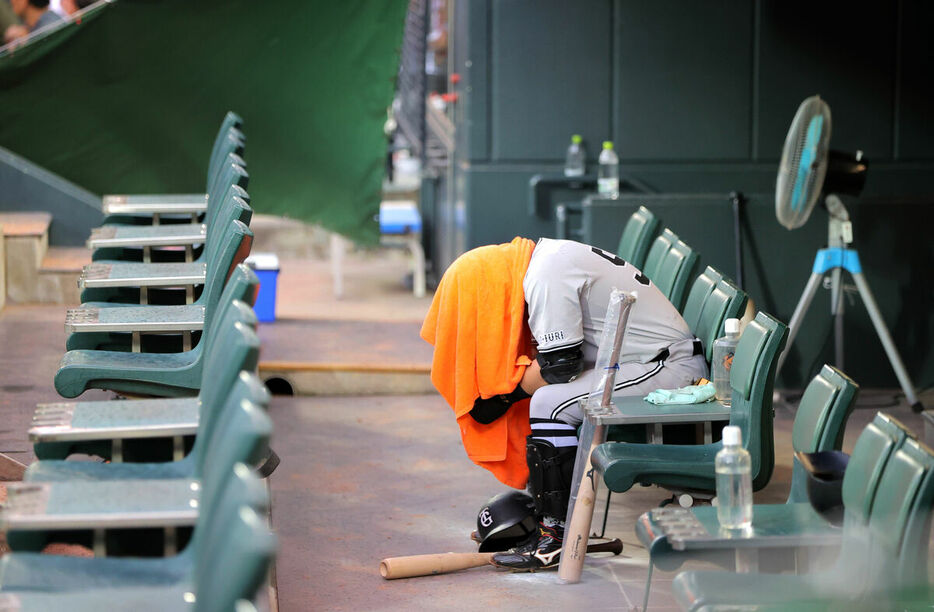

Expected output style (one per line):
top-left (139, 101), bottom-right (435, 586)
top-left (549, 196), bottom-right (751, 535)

top-left (538, 330), bottom-right (566, 344)
top-left (634, 272), bottom-right (650, 286)
top-left (591, 247), bottom-right (626, 267)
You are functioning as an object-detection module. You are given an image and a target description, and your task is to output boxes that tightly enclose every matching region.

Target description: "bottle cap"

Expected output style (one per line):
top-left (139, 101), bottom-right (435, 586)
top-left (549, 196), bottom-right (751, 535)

top-left (603, 141), bottom-right (613, 150)
top-left (722, 426), bottom-right (742, 446)
top-left (725, 318), bottom-right (740, 335)
top-left (571, 134), bottom-right (582, 144)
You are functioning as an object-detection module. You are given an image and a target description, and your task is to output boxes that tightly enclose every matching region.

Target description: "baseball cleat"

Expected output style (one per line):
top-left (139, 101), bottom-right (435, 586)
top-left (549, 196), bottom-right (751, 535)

top-left (490, 522), bottom-right (563, 572)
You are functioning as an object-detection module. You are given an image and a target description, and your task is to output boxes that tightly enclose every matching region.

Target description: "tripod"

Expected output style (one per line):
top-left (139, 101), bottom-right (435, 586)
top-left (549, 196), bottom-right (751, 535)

top-left (775, 195), bottom-right (924, 412)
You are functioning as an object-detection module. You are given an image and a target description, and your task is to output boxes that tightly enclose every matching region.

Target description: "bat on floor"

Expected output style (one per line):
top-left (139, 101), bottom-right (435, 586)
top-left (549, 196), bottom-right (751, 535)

top-left (379, 538), bottom-right (623, 580)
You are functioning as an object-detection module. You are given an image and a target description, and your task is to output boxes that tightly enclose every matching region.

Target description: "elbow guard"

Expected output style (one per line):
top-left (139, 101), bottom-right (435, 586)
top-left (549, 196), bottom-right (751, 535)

top-left (536, 345), bottom-right (584, 384)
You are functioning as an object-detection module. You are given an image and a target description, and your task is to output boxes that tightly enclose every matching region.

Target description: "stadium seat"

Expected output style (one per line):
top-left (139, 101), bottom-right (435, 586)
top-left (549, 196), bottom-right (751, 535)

top-left (671, 429), bottom-right (934, 611)
top-left (616, 205), bottom-right (660, 270)
top-left (642, 229), bottom-right (699, 310)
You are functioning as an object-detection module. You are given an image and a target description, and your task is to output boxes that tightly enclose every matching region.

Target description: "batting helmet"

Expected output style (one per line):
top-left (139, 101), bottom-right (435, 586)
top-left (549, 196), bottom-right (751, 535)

top-left (476, 490), bottom-right (537, 552)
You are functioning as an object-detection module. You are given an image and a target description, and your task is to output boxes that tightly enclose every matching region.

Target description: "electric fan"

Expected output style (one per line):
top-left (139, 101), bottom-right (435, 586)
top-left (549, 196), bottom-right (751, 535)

top-left (774, 95), bottom-right (923, 412)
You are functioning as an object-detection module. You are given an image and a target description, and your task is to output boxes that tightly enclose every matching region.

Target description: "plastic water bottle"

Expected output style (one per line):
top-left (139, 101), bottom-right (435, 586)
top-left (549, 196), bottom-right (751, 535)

top-left (715, 426), bottom-right (753, 532)
top-left (597, 141), bottom-right (619, 198)
top-left (712, 318), bottom-right (741, 406)
top-left (564, 134), bottom-right (585, 177)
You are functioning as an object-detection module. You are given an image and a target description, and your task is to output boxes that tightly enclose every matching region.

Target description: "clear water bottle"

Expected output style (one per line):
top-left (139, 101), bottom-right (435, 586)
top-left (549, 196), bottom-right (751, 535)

top-left (564, 134), bottom-right (585, 177)
top-left (597, 141), bottom-right (619, 198)
top-left (715, 426), bottom-right (753, 532)
top-left (712, 318), bottom-right (741, 406)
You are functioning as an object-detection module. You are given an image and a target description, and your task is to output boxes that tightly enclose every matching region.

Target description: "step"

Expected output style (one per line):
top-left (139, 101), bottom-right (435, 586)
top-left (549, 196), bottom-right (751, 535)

top-left (0, 212), bottom-right (51, 303)
top-left (37, 247), bottom-right (91, 304)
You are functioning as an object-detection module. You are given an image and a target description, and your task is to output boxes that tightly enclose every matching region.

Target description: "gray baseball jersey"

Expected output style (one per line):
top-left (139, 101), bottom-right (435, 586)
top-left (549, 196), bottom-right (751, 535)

top-left (523, 238), bottom-right (692, 364)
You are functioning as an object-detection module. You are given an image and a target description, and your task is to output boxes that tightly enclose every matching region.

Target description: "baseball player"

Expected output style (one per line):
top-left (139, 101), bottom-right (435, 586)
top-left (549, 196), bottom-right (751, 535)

top-left (423, 237), bottom-right (707, 572)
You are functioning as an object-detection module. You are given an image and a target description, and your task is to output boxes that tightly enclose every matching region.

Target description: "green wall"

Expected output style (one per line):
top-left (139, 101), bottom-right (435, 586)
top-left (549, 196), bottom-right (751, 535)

top-left (447, 0), bottom-right (934, 390)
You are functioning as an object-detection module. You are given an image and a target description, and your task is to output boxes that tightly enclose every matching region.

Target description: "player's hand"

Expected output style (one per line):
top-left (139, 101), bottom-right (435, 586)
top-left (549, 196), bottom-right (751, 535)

top-left (469, 385), bottom-right (532, 424)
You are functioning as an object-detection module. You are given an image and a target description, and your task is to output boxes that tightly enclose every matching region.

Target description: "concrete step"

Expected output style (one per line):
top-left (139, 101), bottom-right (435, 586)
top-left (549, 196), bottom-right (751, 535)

top-left (38, 247), bottom-right (90, 304)
top-left (0, 212), bottom-right (51, 303)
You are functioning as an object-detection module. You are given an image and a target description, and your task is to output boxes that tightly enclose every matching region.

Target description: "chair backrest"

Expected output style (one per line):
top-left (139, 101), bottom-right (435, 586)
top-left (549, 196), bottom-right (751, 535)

top-left (205, 156), bottom-right (250, 230)
top-left (834, 435), bottom-right (934, 599)
top-left (195, 372), bottom-right (271, 492)
top-left (202, 299), bottom-right (258, 365)
top-left (201, 184), bottom-right (250, 266)
top-left (681, 266), bottom-right (723, 332)
top-left (642, 228), bottom-right (676, 281)
top-left (192, 463), bottom-right (268, 588)
top-left (870, 438), bottom-right (934, 588)
top-left (728, 311), bottom-right (788, 491)
top-left (642, 229), bottom-right (698, 309)
top-left (616, 205), bottom-right (660, 269)
top-left (841, 412), bottom-right (912, 525)
top-left (695, 278), bottom-right (747, 362)
top-left (199, 202), bottom-right (253, 304)
top-left (199, 277), bottom-right (261, 411)
top-left (202, 220), bottom-right (255, 327)
top-left (785, 365), bottom-right (859, 503)
top-left (206, 127), bottom-right (245, 193)
top-left (194, 505), bottom-right (277, 612)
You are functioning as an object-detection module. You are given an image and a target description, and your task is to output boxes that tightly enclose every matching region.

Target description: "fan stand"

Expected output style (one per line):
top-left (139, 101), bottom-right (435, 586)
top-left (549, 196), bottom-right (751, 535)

top-left (775, 194), bottom-right (924, 412)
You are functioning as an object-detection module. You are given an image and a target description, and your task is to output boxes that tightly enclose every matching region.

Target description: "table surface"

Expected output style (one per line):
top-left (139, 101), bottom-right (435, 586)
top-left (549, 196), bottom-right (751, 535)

top-left (589, 395), bottom-right (731, 426)
top-left (652, 504), bottom-right (843, 551)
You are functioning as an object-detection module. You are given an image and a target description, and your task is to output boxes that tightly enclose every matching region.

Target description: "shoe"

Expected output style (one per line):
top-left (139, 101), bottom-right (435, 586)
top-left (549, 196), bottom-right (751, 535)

top-left (490, 522), bottom-right (563, 572)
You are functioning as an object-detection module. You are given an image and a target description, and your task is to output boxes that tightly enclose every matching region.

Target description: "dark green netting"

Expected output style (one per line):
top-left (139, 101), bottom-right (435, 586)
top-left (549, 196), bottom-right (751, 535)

top-left (0, 0), bottom-right (407, 244)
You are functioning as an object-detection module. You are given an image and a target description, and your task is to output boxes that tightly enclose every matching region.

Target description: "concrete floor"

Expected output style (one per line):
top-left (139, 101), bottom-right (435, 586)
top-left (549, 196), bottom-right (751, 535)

top-left (1, 245), bottom-right (931, 611)
top-left (266, 391), bottom-right (927, 612)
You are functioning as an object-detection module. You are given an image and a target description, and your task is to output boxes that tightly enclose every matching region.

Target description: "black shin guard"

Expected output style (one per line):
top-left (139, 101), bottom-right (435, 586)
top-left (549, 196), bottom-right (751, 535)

top-left (526, 437), bottom-right (577, 521)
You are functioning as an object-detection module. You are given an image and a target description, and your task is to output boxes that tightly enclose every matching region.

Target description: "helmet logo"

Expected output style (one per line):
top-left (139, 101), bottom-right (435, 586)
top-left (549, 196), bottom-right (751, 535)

top-left (479, 508), bottom-right (493, 527)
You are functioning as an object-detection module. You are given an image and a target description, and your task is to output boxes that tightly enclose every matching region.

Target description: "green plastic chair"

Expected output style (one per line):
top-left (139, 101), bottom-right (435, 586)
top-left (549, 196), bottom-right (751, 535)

top-left (66, 212), bottom-right (255, 353)
top-left (0, 462), bottom-right (266, 593)
top-left (680, 266), bottom-right (723, 332)
top-left (633, 365), bottom-right (860, 607)
top-left (34, 303), bottom-right (261, 461)
top-left (694, 278), bottom-right (747, 363)
top-left (642, 228), bottom-right (677, 280)
top-left (28, 370), bottom-right (269, 483)
top-left (0, 504), bottom-right (276, 612)
top-left (642, 229), bottom-right (699, 310)
top-left (89, 159), bottom-right (249, 264)
top-left (592, 311), bottom-right (788, 496)
top-left (616, 205), bottom-right (660, 270)
top-left (79, 189), bottom-right (252, 306)
top-left (6, 374), bottom-right (271, 553)
top-left (672, 425), bottom-right (934, 611)
top-left (54, 292), bottom-right (257, 398)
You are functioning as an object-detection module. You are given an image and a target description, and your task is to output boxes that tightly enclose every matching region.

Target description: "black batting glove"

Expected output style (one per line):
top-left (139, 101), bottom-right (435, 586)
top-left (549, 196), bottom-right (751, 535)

top-left (469, 385), bottom-right (532, 424)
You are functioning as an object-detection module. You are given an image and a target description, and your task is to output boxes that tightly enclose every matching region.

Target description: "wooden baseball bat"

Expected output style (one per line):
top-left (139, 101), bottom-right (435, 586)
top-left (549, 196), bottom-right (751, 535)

top-left (380, 538), bottom-right (623, 580)
top-left (559, 292), bottom-right (636, 584)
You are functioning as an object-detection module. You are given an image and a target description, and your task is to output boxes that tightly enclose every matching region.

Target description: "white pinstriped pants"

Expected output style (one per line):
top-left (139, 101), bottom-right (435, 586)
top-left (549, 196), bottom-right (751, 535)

top-left (528, 337), bottom-right (708, 448)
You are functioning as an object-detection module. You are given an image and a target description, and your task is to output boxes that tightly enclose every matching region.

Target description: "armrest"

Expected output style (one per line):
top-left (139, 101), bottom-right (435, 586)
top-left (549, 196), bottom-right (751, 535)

top-left (30, 397), bottom-right (200, 444)
top-left (79, 262), bottom-right (207, 289)
top-left (87, 224), bottom-right (206, 249)
top-left (102, 193), bottom-right (208, 215)
top-left (65, 305), bottom-right (205, 334)
top-left (2, 479), bottom-right (199, 531)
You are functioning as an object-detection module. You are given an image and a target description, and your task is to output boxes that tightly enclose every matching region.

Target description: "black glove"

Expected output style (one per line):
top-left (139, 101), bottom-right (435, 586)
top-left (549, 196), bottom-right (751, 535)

top-left (469, 385), bottom-right (532, 424)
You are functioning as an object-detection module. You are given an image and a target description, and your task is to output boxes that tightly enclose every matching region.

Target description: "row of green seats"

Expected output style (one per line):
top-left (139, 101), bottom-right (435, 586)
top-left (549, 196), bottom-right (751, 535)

top-left (0, 113), bottom-right (278, 611)
top-left (672, 413), bottom-right (934, 610)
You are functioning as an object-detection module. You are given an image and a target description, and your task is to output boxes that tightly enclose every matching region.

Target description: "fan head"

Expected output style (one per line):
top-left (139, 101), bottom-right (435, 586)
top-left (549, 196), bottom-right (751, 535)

top-left (776, 95), bottom-right (832, 230)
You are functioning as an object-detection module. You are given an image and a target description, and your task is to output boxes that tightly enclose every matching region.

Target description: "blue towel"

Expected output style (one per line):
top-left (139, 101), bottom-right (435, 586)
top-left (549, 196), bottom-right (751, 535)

top-left (645, 382), bottom-right (717, 405)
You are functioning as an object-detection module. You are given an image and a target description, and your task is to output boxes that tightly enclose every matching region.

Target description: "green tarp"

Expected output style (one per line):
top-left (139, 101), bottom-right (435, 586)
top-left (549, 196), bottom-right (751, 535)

top-left (0, 0), bottom-right (407, 244)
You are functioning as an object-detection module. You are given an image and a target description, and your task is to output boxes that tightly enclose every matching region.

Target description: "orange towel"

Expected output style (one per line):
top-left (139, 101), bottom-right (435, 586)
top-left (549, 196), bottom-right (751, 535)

top-left (420, 237), bottom-right (536, 489)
